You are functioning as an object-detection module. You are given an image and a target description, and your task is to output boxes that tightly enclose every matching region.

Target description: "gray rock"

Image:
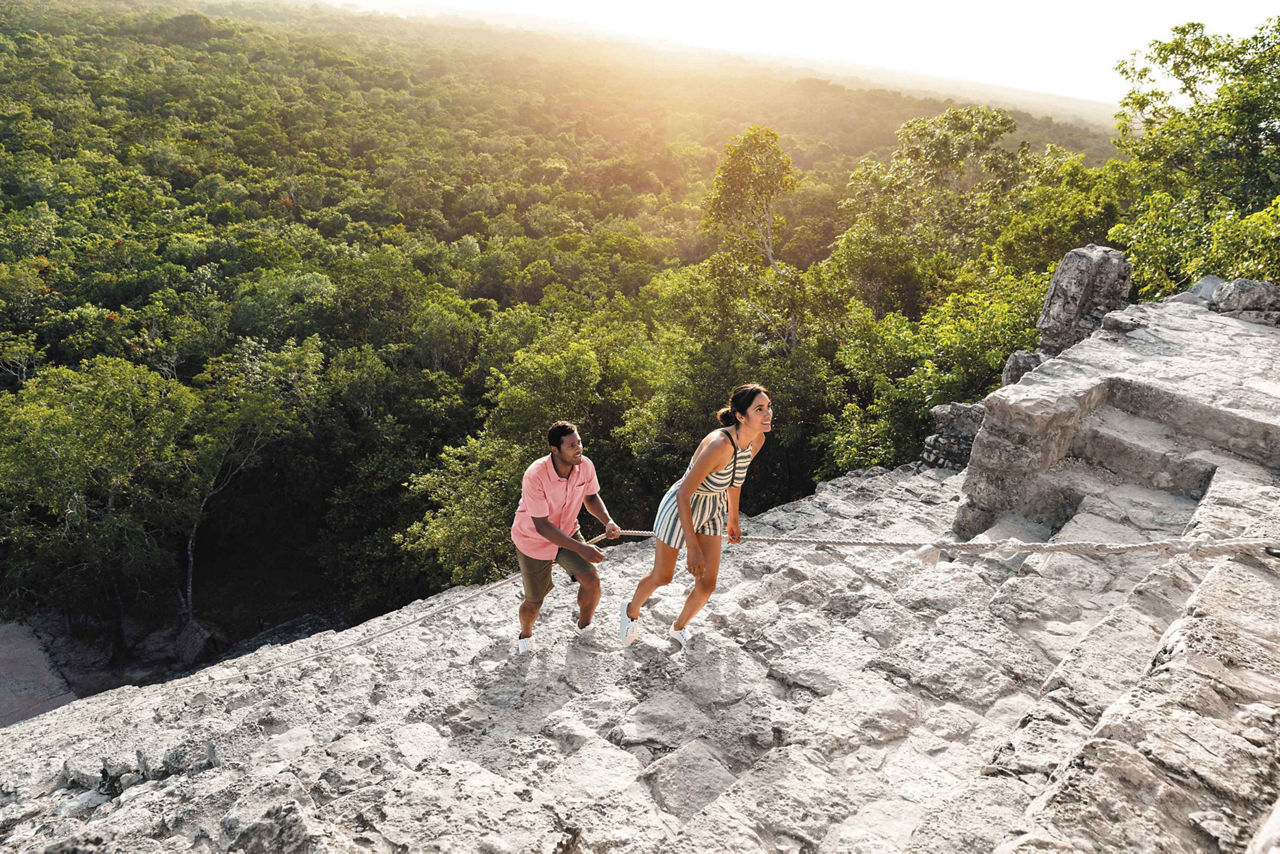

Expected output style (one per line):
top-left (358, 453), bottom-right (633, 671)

top-left (893, 565), bottom-right (992, 618)
top-left (932, 402), bottom-right (986, 436)
top-left (922, 402), bottom-right (986, 469)
top-left (909, 777), bottom-right (1033, 853)
top-left (1036, 244), bottom-right (1131, 355)
top-left (51, 789), bottom-right (109, 819)
top-left (1189, 274), bottom-right (1226, 300)
top-left (612, 691), bottom-right (710, 748)
top-left (768, 627), bottom-right (877, 696)
top-left (642, 739), bottom-right (736, 818)
top-left (1209, 277), bottom-right (1280, 313)
top-left (1100, 312), bottom-right (1144, 333)
top-left (676, 636), bottom-right (767, 705)
top-left (872, 633), bottom-right (1017, 709)
top-left (791, 671), bottom-right (924, 752)
top-left (1001, 350), bottom-right (1043, 386)
top-left (677, 745), bottom-right (849, 850)
top-left (1219, 309), bottom-right (1280, 325)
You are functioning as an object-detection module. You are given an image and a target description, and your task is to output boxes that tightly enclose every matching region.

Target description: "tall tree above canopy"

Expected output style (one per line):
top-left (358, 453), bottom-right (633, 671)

top-left (1111, 17), bottom-right (1280, 295)
top-left (830, 106), bottom-right (1052, 317)
top-left (703, 126), bottom-right (798, 274)
top-left (1115, 18), bottom-right (1280, 212)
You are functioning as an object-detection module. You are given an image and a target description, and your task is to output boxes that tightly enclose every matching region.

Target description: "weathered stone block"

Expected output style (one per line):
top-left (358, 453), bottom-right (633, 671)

top-left (1002, 350), bottom-right (1043, 386)
top-left (1209, 278), bottom-right (1280, 314)
top-left (1037, 245), bottom-right (1131, 355)
top-left (642, 739), bottom-right (736, 819)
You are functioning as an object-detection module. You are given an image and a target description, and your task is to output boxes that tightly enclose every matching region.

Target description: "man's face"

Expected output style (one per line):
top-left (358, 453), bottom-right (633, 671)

top-left (552, 430), bottom-right (584, 467)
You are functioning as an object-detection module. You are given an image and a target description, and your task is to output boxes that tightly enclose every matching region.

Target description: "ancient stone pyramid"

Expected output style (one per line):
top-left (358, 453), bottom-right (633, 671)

top-left (3, 281), bottom-right (1280, 852)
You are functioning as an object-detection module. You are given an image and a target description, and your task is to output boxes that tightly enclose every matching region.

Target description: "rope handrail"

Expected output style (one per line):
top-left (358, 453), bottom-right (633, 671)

top-left (201, 529), bottom-right (1279, 685)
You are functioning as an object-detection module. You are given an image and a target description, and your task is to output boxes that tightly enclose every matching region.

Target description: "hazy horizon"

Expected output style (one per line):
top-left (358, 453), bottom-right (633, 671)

top-left (322, 0), bottom-right (1273, 106)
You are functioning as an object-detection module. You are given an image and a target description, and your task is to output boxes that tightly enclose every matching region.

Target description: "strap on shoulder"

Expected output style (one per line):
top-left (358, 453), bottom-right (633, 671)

top-left (720, 427), bottom-right (739, 486)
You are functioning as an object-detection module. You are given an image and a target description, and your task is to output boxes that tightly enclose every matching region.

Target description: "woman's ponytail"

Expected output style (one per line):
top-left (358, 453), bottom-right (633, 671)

top-left (716, 383), bottom-right (769, 427)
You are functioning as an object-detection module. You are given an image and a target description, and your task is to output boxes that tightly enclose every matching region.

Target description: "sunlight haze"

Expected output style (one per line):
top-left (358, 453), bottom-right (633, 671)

top-left (333, 0), bottom-right (1274, 105)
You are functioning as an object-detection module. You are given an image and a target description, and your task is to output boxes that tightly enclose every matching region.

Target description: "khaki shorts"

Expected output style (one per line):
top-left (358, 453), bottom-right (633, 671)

top-left (516, 533), bottom-right (594, 602)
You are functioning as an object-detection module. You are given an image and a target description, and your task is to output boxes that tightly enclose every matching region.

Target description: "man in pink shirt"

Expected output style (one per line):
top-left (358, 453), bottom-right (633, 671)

top-left (511, 421), bottom-right (620, 653)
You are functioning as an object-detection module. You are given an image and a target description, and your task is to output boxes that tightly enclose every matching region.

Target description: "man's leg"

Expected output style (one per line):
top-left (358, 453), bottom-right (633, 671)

top-left (558, 543), bottom-right (601, 628)
top-left (574, 569), bottom-right (601, 628)
top-left (519, 599), bottom-right (543, 639)
top-left (516, 550), bottom-right (555, 640)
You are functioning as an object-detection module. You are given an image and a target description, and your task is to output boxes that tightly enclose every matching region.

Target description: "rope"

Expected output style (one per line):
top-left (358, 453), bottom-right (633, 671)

top-left (202, 528), bottom-right (1279, 686)
top-left (612, 529), bottom-right (1279, 566)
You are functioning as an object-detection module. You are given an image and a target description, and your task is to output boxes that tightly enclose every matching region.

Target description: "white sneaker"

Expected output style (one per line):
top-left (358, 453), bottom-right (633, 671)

top-left (669, 625), bottom-right (691, 650)
top-left (516, 635), bottom-right (533, 654)
top-left (574, 619), bottom-right (595, 638)
top-left (618, 600), bottom-right (639, 646)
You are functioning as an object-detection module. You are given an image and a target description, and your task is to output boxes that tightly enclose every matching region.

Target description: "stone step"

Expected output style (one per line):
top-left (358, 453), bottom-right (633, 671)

top-left (905, 469), bottom-right (1205, 850)
top-left (1107, 376), bottom-right (1280, 468)
top-left (999, 550), bottom-right (1280, 852)
top-left (986, 554), bottom-right (1204, 781)
top-left (1016, 455), bottom-right (1205, 534)
top-left (911, 461), bottom-right (1280, 852)
top-left (1070, 404), bottom-right (1216, 498)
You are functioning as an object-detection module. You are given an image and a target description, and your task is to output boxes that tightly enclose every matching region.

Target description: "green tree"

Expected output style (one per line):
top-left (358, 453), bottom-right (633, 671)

top-left (703, 126), bottom-right (798, 274)
top-left (830, 106), bottom-right (1073, 316)
top-left (826, 272), bottom-right (1044, 470)
top-left (0, 357), bottom-right (197, 619)
top-left (180, 337), bottom-right (325, 619)
top-left (1112, 18), bottom-right (1280, 296)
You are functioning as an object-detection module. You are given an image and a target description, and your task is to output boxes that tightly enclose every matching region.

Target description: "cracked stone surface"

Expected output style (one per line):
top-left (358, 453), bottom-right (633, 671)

top-left (4, 282), bottom-right (1280, 852)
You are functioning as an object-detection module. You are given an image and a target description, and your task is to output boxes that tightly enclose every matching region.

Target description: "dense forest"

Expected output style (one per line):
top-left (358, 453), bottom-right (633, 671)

top-left (1, 0), bottom-right (1277, 657)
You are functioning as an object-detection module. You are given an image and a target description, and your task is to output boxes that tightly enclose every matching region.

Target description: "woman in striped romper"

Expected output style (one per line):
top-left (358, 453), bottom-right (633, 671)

top-left (620, 384), bottom-right (772, 648)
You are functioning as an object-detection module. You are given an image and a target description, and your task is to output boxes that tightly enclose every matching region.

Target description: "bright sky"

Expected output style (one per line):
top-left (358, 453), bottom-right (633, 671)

top-left (336, 0), bottom-right (1275, 105)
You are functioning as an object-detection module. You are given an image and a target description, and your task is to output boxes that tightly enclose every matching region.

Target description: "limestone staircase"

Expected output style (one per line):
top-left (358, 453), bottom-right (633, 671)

top-left (2, 464), bottom-right (982, 852)
top-left (902, 383), bottom-right (1280, 850)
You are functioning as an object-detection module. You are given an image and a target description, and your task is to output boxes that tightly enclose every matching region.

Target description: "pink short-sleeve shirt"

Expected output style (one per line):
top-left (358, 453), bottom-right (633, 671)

top-left (511, 455), bottom-right (600, 560)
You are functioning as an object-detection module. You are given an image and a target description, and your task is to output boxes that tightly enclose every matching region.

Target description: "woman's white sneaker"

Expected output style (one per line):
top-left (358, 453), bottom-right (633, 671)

top-left (516, 635), bottom-right (533, 654)
top-left (670, 625), bottom-right (691, 649)
top-left (619, 600), bottom-right (639, 646)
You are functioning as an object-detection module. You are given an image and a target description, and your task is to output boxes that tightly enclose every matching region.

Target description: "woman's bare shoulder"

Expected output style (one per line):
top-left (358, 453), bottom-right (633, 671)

top-left (694, 428), bottom-right (734, 457)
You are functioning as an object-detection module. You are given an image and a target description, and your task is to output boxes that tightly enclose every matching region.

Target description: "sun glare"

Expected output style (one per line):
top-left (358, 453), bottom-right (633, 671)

top-left (339, 0), bottom-right (1275, 104)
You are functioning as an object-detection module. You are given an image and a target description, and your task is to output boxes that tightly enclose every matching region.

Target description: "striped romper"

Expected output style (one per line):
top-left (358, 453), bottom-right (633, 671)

top-left (653, 429), bottom-right (754, 550)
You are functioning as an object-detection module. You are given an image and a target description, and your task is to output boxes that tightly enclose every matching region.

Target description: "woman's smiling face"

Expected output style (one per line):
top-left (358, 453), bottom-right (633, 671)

top-left (740, 393), bottom-right (772, 432)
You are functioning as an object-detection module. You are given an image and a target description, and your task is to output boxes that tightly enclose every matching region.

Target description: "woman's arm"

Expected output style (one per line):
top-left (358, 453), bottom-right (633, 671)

top-left (726, 486), bottom-right (742, 543)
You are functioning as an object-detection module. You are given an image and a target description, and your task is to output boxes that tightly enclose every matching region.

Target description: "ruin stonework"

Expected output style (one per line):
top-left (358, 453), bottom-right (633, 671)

top-left (921, 402), bottom-right (985, 469)
top-left (2, 286), bottom-right (1280, 852)
top-left (1036, 244), bottom-right (1132, 356)
top-left (924, 245), bottom-right (1134, 473)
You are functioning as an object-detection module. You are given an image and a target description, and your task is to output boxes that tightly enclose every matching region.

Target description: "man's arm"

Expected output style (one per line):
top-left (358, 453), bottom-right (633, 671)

top-left (584, 493), bottom-right (621, 539)
top-left (532, 516), bottom-right (605, 562)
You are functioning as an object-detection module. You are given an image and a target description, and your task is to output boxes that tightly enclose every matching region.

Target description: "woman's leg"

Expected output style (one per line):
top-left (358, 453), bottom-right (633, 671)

top-left (673, 532), bottom-right (722, 631)
top-left (626, 540), bottom-right (679, 620)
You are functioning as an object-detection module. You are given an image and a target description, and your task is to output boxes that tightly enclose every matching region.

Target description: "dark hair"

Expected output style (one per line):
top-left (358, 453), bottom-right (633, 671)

top-left (548, 420), bottom-right (578, 448)
top-left (716, 384), bottom-right (769, 427)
